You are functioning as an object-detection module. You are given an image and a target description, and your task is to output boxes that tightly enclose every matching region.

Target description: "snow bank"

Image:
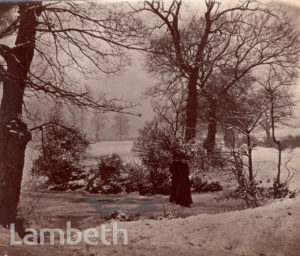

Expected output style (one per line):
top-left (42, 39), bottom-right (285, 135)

top-left (78, 146), bottom-right (300, 256)
top-left (83, 196), bottom-right (300, 256)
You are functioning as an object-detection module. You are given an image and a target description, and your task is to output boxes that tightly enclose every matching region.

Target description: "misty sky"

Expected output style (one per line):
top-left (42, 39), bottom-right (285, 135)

top-left (89, 52), bottom-right (156, 136)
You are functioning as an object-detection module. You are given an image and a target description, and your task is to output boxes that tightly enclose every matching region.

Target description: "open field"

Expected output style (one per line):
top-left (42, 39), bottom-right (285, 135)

top-left (89, 140), bottom-right (135, 162)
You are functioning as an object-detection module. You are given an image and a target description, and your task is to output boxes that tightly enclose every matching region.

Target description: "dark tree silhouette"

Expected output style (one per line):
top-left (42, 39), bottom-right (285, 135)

top-left (112, 113), bottom-right (131, 141)
top-left (91, 111), bottom-right (107, 142)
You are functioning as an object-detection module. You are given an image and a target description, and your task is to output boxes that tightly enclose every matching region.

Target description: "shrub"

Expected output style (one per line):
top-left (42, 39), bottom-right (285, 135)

top-left (272, 181), bottom-right (296, 199)
top-left (132, 121), bottom-right (175, 194)
top-left (31, 119), bottom-right (89, 186)
top-left (85, 154), bottom-right (124, 194)
top-left (84, 154), bottom-right (169, 195)
top-left (122, 163), bottom-right (150, 194)
top-left (97, 154), bottom-right (122, 181)
top-left (132, 121), bottom-right (205, 194)
top-left (190, 173), bottom-right (223, 193)
top-left (120, 162), bottom-right (171, 195)
top-left (132, 121), bottom-right (176, 171)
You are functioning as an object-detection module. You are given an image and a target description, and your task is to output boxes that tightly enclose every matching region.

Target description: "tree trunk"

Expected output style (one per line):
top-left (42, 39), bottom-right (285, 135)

top-left (0, 3), bottom-right (40, 226)
top-left (265, 126), bottom-right (272, 144)
top-left (119, 114), bottom-right (122, 141)
top-left (224, 128), bottom-right (235, 149)
top-left (184, 70), bottom-right (198, 141)
top-left (80, 108), bottom-right (84, 132)
top-left (204, 97), bottom-right (217, 154)
top-left (246, 132), bottom-right (253, 181)
top-left (261, 117), bottom-right (272, 144)
top-left (95, 113), bottom-right (99, 142)
top-left (270, 96), bottom-right (282, 185)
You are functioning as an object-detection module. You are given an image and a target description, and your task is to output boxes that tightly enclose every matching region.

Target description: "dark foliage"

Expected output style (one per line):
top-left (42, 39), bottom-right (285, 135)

top-left (272, 181), bottom-right (296, 199)
top-left (190, 173), bottom-right (223, 193)
top-left (132, 121), bottom-right (176, 194)
top-left (85, 154), bottom-right (124, 194)
top-left (123, 163), bottom-right (171, 195)
top-left (31, 120), bottom-right (89, 186)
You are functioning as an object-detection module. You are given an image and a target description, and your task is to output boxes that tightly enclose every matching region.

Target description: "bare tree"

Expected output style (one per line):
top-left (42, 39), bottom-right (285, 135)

top-left (146, 80), bottom-right (186, 137)
top-left (68, 105), bottom-right (80, 128)
top-left (199, 70), bottom-right (253, 154)
top-left (257, 67), bottom-right (298, 191)
top-left (134, 1), bottom-right (299, 146)
top-left (80, 108), bottom-right (87, 133)
top-left (0, 2), bottom-right (141, 226)
top-left (259, 91), bottom-right (295, 145)
top-left (131, 0), bottom-right (259, 140)
top-left (90, 111), bottom-right (107, 142)
top-left (223, 90), bottom-right (269, 182)
top-left (112, 113), bottom-right (131, 141)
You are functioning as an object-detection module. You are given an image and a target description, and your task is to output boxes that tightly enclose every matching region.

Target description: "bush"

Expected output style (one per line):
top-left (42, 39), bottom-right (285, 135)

top-left (132, 121), bottom-right (175, 194)
top-left (132, 121), bottom-right (205, 194)
top-left (272, 181), bottom-right (296, 199)
top-left (121, 163), bottom-right (151, 194)
top-left (190, 173), bottom-right (223, 193)
top-left (132, 121), bottom-right (176, 171)
top-left (97, 154), bottom-right (122, 181)
top-left (83, 154), bottom-right (169, 195)
top-left (31, 119), bottom-right (89, 186)
top-left (85, 154), bottom-right (124, 194)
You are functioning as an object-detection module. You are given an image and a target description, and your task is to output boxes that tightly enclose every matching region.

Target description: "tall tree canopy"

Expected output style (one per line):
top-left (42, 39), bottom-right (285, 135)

top-left (135, 0), bottom-right (299, 143)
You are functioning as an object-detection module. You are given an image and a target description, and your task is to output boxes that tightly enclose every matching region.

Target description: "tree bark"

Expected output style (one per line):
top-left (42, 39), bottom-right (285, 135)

top-left (0, 3), bottom-right (40, 226)
top-left (204, 97), bottom-right (217, 154)
top-left (265, 126), bottom-right (272, 144)
top-left (270, 95), bottom-right (282, 185)
top-left (261, 117), bottom-right (272, 144)
top-left (184, 70), bottom-right (198, 141)
top-left (246, 132), bottom-right (253, 182)
top-left (96, 113), bottom-right (99, 142)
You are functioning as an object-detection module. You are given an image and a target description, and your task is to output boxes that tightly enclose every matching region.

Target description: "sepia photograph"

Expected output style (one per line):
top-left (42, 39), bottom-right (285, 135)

top-left (0, 0), bottom-right (300, 255)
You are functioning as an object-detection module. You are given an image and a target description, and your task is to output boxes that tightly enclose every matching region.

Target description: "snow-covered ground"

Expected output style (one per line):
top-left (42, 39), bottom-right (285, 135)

top-left (253, 147), bottom-right (300, 191)
top-left (89, 140), bottom-right (135, 162)
top-left (85, 146), bottom-right (299, 256)
top-left (78, 146), bottom-right (300, 256)
top-left (11, 143), bottom-right (299, 256)
top-left (79, 196), bottom-right (300, 256)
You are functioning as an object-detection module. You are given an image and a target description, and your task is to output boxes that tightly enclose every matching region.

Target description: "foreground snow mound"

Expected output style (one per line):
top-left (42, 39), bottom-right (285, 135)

top-left (86, 196), bottom-right (300, 256)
